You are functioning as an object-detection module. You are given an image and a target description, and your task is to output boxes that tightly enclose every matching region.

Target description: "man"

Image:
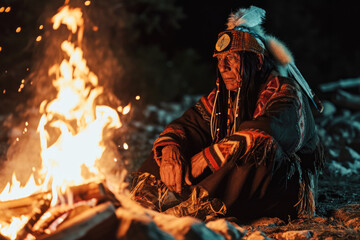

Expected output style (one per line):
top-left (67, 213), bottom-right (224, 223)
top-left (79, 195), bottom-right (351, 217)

top-left (131, 6), bottom-right (324, 222)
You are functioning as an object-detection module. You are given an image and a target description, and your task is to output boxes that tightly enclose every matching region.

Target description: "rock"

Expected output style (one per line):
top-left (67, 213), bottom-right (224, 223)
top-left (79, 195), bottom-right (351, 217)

top-left (322, 101), bottom-right (336, 116)
top-left (115, 195), bottom-right (230, 240)
top-left (277, 230), bottom-right (313, 240)
top-left (206, 218), bottom-right (246, 240)
top-left (116, 206), bottom-right (173, 240)
top-left (249, 217), bottom-right (285, 228)
top-left (247, 231), bottom-right (272, 240)
top-left (184, 222), bottom-right (225, 240)
top-left (338, 146), bottom-right (360, 163)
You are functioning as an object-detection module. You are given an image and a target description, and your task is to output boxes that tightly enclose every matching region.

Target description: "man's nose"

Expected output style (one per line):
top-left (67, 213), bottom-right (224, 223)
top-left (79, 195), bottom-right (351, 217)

top-left (218, 59), bottom-right (228, 72)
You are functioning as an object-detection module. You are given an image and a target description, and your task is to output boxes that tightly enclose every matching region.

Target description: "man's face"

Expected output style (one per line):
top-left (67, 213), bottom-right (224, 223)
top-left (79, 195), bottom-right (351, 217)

top-left (216, 52), bottom-right (242, 91)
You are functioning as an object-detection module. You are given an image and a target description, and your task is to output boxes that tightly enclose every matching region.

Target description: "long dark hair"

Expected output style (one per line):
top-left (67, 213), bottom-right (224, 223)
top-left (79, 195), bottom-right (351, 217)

top-left (214, 51), bottom-right (275, 141)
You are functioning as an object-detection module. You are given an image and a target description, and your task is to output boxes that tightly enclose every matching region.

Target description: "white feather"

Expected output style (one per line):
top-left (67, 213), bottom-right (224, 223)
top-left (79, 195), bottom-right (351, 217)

top-left (227, 6), bottom-right (266, 29)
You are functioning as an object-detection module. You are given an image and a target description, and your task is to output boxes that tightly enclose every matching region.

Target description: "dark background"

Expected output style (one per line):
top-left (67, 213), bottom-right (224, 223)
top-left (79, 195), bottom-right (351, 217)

top-left (0, 0), bottom-right (359, 108)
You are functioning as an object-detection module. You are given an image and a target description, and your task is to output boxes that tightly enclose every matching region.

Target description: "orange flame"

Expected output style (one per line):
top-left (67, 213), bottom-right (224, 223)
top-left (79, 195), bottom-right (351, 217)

top-left (0, 4), bottom-right (123, 238)
top-left (0, 216), bottom-right (29, 240)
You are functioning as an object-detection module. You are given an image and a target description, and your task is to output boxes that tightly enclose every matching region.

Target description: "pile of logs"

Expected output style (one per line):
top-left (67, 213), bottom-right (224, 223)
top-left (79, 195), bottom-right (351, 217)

top-left (0, 181), bottom-right (250, 240)
top-left (0, 182), bottom-right (121, 240)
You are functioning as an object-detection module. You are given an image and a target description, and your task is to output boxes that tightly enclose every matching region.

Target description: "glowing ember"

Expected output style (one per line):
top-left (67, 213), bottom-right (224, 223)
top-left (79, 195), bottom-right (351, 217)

top-left (123, 142), bottom-right (129, 150)
top-left (122, 103), bottom-right (131, 115)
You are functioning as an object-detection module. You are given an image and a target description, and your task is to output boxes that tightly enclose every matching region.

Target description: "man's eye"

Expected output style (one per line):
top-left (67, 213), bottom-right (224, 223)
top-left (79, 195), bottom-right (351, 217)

top-left (227, 55), bottom-right (237, 61)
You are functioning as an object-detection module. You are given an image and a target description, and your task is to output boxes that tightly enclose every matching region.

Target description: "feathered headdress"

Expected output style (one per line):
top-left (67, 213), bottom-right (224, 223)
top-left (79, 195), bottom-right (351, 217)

top-left (214, 5), bottom-right (323, 113)
top-left (227, 5), bottom-right (265, 29)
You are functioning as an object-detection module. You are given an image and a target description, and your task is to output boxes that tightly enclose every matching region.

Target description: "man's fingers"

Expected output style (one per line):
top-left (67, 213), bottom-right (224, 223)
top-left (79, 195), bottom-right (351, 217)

top-left (160, 164), bottom-right (173, 190)
top-left (175, 165), bottom-right (182, 193)
top-left (184, 167), bottom-right (192, 185)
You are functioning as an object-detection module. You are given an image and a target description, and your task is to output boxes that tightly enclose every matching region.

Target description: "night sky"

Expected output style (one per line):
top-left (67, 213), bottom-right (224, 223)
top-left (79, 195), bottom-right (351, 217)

top-left (0, 0), bottom-right (359, 104)
top-left (173, 0), bottom-right (360, 87)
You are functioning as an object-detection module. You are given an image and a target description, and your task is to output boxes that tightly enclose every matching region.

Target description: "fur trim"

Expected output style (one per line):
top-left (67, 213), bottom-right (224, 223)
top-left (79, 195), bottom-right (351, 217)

top-left (265, 36), bottom-right (293, 66)
top-left (227, 6), bottom-right (266, 29)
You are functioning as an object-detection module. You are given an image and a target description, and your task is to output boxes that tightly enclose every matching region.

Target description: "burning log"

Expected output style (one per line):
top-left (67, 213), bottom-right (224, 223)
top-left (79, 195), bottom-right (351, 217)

top-left (0, 182), bottom-right (117, 220)
top-left (31, 199), bottom-right (96, 237)
top-left (70, 182), bottom-right (120, 207)
top-left (0, 181), bottom-right (120, 239)
top-left (16, 197), bottom-right (52, 240)
top-left (39, 202), bottom-right (118, 240)
top-left (0, 192), bottom-right (51, 221)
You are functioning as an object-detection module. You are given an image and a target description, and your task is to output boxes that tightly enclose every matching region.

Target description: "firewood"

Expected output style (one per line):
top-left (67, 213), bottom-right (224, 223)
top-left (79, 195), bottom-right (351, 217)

top-left (0, 181), bottom-right (119, 222)
top-left (0, 192), bottom-right (51, 222)
top-left (39, 202), bottom-right (118, 240)
top-left (70, 182), bottom-right (120, 207)
top-left (31, 199), bottom-right (96, 237)
top-left (15, 197), bottom-right (52, 240)
top-left (0, 233), bottom-right (8, 240)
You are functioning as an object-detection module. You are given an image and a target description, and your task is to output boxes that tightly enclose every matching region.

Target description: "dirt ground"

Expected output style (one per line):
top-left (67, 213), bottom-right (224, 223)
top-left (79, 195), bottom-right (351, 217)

top-left (238, 174), bottom-right (360, 239)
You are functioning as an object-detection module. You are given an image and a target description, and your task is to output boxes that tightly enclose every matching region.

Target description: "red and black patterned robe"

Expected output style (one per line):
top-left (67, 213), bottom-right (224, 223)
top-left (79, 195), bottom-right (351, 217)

top-left (143, 72), bottom-right (323, 221)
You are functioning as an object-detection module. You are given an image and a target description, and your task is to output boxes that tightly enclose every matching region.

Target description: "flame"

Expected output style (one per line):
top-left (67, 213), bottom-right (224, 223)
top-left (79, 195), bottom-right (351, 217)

top-left (0, 4), bottom-right (123, 238)
top-left (37, 5), bottom-right (121, 205)
top-left (0, 216), bottom-right (29, 240)
top-left (0, 174), bottom-right (41, 201)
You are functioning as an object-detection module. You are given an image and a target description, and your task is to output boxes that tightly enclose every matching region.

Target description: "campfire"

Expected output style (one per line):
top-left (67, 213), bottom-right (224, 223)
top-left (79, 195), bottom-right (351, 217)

top-left (0, 3), bottom-right (129, 239)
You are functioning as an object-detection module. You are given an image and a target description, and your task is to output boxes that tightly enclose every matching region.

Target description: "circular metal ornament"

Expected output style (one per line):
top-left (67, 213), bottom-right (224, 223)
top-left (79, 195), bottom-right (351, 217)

top-left (215, 34), bottom-right (231, 52)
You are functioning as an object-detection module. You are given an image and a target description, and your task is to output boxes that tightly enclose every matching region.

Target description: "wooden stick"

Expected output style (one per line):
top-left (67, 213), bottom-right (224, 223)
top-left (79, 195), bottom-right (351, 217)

top-left (0, 192), bottom-right (51, 223)
top-left (39, 202), bottom-right (118, 240)
top-left (16, 197), bottom-right (52, 240)
top-left (0, 181), bottom-right (119, 220)
top-left (70, 182), bottom-right (119, 206)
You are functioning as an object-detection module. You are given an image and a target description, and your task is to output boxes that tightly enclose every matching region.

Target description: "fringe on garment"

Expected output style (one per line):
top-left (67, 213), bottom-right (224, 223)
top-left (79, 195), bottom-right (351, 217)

top-left (293, 142), bottom-right (325, 218)
top-left (232, 130), bottom-right (277, 167)
top-left (294, 167), bottom-right (317, 218)
top-left (230, 132), bottom-right (325, 218)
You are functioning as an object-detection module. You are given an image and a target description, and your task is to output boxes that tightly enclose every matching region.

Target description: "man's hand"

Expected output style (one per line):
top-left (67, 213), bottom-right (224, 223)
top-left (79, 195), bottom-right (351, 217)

top-left (188, 152), bottom-right (208, 182)
top-left (160, 145), bottom-right (188, 193)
